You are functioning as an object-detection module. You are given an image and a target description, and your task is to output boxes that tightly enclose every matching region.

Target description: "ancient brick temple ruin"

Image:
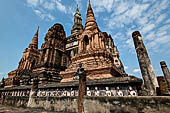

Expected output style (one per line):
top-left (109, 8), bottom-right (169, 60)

top-left (0, 0), bottom-right (143, 95)
top-left (1, 1), bottom-right (170, 112)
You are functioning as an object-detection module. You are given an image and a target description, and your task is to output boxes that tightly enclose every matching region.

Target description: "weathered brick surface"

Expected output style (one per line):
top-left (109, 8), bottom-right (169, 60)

top-left (2, 96), bottom-right (170, 113)
top-left (132, 31), bottom-right (159, 96)
top-left (160, 61), bottom-right (170, 89)
top-left (83, 96), bottom-right (170, 113)
top-left (0, 104), bottom-right (59, 113)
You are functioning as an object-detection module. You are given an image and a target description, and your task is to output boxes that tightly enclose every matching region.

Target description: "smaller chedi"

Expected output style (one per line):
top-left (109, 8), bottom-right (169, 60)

top-left (0, 0), bottom-right (170, 97)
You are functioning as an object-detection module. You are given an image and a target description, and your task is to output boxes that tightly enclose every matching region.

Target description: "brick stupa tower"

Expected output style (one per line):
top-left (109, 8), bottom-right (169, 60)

top-left (5, 27), bottom-right (40, 87)
top-left (60, 0), bottom-right (123, 82)
top-left (33, 24), bottom-right (69, 84)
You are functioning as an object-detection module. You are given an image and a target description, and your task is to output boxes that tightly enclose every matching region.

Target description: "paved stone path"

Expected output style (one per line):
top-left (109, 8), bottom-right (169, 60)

top-left (0, 104), bottom-right (56, 113)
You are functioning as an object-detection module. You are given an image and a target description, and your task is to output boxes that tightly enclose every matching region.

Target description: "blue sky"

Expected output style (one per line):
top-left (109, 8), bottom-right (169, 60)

top-left (0, 0), bottom-right (170, 81)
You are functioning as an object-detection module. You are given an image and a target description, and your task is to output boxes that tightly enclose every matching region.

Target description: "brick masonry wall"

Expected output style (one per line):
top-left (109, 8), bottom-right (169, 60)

top-left (1, 96), bottom-right (170, 113)
top-left (2, 96), bottom-right (29, 107)
top-left (84, 96), bottom-right (170, 113)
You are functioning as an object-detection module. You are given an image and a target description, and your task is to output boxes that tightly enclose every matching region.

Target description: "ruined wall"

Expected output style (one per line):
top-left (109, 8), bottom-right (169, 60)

top-left (84, 96), bottom-right (170, 113)
top-left (1, 96), bottom-right (78, 113)
top-left (1, 96), bottom-right (29, 107)
top-left (1, 96), bottom-right (170, 113)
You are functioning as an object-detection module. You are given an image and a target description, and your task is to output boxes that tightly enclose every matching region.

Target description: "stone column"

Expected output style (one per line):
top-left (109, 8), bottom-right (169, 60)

top-left (160, 61), bottom-right (170, 89)
top-left (132, 31), bottom-right (159, 96)
top-left (77, 63), bottom-right (86, 113)
top-left (78, 72), bottom-right (86, 113)
top-left (27, 78), bottom-right (39, 107)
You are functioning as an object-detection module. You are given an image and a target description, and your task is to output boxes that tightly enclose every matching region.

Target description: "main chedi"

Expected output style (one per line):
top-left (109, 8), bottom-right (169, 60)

top-left (60, 0), bottom-right (125, 82)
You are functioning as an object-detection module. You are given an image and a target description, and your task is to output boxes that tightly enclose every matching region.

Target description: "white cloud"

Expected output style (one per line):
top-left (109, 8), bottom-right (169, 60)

top-left (25, 0), bottom-right (170, 56)
top-left (124, 66), bottom-right (128, 70)
top-left (42, 1), bottom-right (55, 10)
top-left (106, 2), bottom-right (150, 30)
top-left (114, 2), bottom-right (129, 15)
top-left (39, 0), bottom-right (44, 4)
top-left (92, 0), bottom-right (170, 56)
top-left (112, 32), bottom-right (124, 40)
top-left (158, 24), bottom-right (170, 32)
top-left (26, 0), bottom-right (75, 21)
top-left (47, 13), bottom-right (55, 21)
top-left (0, 73), bottom-right (3, 75)
top-left (141, 23), bottom-right (155, 35)
top-left (39, 0), bottom-right (67, 13)
top-left (142, 0), bottom-right (156, 3)
top-left (147, 41), bottom-right (157, 49)
top-left (155, 14), bottom-right (167, 24)
top-left (156, 31), bottom-right (167, 37)
top-left (92, 0), bottom-right (114, 13)
top-left (34, 9), bottom-right (55, 21)
top-left (126, 4), bottom-right (149, 20)
top-left (155, 35), bottom-right (170, 44)
top-left (159, 0), bottom-right (169, 10)
top-left (145, 32), bottom-right (155, 41)
top-left (55, 1), bottom-right (67, 13)
top-left (133, 68), bottom-right (140, 73)
top-left (75, 0), bottom-right (81, 4)
top-left (125, 39), bottom-right (134, 49)
top-left (137, 16), bottom-right (148, 26)
top-left (166, 19), bottom-right (170, 24)
top-left (27, 0), bottom-right (39, 7)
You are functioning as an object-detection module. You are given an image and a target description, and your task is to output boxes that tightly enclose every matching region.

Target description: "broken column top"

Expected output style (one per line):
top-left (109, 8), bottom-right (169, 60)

top-left (132, 31), bottom-right (142, 38)
top-left (160, 61), bottom-right (166, 67)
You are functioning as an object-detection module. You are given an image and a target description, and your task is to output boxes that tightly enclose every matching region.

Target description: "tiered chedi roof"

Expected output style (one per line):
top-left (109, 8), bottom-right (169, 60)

top-left (28, 26), bottom-right (39, 49)
top-left (71, 4), bottom-right (83, 35)
top-left (85, 0), bottom-right (99, 32)
top-left (17, 26), bottom-right (40, 71)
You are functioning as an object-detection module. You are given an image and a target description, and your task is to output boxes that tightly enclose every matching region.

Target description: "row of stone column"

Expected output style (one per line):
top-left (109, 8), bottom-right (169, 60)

top-left (132, 31), bottom-right (170, 95)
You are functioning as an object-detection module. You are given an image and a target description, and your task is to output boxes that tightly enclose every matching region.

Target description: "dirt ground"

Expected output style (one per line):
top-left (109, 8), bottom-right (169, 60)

top-left (0, 104), bottom-right (57, 113)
